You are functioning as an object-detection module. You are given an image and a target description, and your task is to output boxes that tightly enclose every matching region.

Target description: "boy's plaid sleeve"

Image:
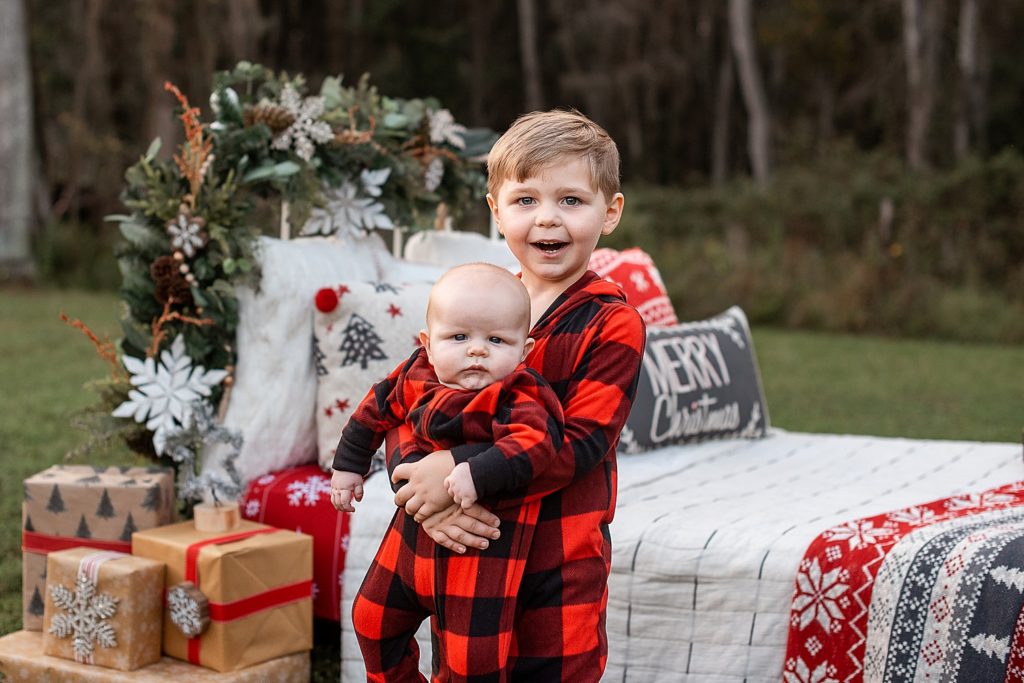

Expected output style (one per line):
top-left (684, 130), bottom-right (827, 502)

top-left (473, 303), bottom-right (645, 507)
top-left (331, 353), bottom-right (416, 474)
top-left (465, 369), bottom-right (565, 500)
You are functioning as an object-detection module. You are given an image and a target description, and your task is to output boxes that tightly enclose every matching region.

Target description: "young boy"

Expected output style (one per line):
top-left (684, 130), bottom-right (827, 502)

top-left (330, 263), bottom-right (565, 681)
top-left (391, 110), bottom-right (647, 680)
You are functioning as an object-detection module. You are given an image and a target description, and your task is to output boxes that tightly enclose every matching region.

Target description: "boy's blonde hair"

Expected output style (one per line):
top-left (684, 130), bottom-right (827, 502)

top-left (487, 109), bottom-right (620, 200)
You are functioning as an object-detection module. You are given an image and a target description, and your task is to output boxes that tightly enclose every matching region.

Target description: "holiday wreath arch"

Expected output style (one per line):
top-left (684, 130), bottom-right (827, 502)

top-left (69, 62), bottom-right (492, 502)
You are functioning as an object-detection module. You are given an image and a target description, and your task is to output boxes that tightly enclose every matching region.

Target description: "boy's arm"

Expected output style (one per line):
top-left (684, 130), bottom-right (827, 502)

top-left (460, 304), bottom-right (645, 505)
top-left (332, 354), bottom-right (413, 475)
top-left (396, 304), bottom-right (645, 517)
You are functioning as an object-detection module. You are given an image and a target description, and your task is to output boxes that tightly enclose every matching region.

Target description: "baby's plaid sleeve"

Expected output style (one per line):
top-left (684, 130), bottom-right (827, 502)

top-left (465, 369), bottom-right (565, 500)
top-left (331, 351), bottom-right (416, 474)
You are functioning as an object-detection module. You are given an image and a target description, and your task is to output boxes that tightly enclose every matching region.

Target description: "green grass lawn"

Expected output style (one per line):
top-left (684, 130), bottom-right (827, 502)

top-left (2, 288), bottom-right (1022, 678)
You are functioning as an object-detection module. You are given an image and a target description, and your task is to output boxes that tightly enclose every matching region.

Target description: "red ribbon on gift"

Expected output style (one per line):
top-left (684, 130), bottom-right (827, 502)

top-left (182, 527), bottom-right (312, 665)
top-left (22, 530), bottom-right (132, 555)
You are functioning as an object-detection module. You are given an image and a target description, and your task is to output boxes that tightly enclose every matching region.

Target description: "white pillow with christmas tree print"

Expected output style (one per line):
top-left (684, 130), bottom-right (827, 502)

top-left (313, 280), bottom-right (434, 470)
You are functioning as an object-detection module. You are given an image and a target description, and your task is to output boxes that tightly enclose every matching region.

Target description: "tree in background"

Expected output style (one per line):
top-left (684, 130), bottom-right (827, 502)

top-left (0, 0), bottom-right (35, 280)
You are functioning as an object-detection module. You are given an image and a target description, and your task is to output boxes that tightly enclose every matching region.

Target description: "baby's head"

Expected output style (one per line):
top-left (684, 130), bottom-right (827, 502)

top-left (419, 263), bottom-right (534, 391)
top-left (486, 108), bottom-right (620, 202)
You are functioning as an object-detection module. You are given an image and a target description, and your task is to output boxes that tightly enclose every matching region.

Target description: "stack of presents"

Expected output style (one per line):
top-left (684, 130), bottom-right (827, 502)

top-left (2, 464), bottom-right (324, 681)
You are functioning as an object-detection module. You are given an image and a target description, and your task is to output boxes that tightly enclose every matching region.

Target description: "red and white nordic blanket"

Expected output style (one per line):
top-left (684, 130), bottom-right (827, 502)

top-left (785, 480), bottom-right (1024, 683)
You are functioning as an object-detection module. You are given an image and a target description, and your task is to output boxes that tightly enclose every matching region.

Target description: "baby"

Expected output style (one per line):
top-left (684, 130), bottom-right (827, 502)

top-left (330, 262), bottom-right (564, 681)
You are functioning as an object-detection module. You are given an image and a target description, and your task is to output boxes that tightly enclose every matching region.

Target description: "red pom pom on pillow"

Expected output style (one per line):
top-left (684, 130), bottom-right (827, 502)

top-left (589, 247), bottom-right (679, 327)
top-left (315, 287), bottom-right (340, 313)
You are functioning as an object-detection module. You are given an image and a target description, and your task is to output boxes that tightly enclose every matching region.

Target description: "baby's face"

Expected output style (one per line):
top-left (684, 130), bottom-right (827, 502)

top-left (421, 290), bottom-right (532, 391)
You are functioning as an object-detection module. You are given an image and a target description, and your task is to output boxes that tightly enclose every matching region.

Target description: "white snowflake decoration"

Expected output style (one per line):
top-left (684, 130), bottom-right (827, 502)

top-left (270, 84), bottom-right (333, 162)
top-left (167, 584), bottom-right (206, 637)
top-left (424, 157), bottom-right (444, 192)
top-left (245, 499), bottom-right (261, 518)
top-left (287, 476), bottom-right (332, 506)
top-left (428, 108), bottom-right (467, 149)
top-left (49, 573), bottom-right (119, 664)
top-left (301, 180), bottom-right (394, 237)
top-left (783, 657), bottom-right (839, 683)
top-left (112, 335), bottom-right (228, 455)
top-left (791, 558), bottom-right (848, 632)
top-left (822, 519), bottom-right (894, 550)
top-left (166, 212), bottom-right (206, 258)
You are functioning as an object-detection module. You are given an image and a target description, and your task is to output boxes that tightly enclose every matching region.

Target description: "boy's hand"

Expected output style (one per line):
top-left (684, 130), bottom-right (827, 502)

top-left (421, 503), bottom-right (501, 554)
top-left (330, 470), bottom-right (364, 512)
top-left (392, 450), bottom-right (456, 521)
top-left (443, 462), bottom-right (478, 509)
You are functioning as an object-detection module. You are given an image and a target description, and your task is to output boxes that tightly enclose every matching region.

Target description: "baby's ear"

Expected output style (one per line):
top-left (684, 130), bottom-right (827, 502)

top-left (522, 337), bottom-right (536, 360)
top-left (418, 330), bottom-right (431, 357)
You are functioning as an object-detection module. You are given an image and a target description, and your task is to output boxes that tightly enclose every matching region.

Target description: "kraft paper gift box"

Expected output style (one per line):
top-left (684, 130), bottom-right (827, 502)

top-left (42, 547), bottom-right (164, 670)
top-left (22, 465), bottom-right (175, 631)
top-left (132, 519), bottom-right (313, 672)
top-left (0, 630), bottom-right (310, 682)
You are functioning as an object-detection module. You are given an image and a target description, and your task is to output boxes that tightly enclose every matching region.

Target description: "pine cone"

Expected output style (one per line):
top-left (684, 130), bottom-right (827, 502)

top-left (243, 103), bottom-right (296, 133)
top-left (150, 255), bottom-right (194, 308)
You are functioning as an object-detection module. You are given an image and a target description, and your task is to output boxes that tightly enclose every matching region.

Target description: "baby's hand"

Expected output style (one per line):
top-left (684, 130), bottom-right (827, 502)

top-left (330, 470), bottom-right (364, 512)
top-left (443, 463), bottom-right (478, 509)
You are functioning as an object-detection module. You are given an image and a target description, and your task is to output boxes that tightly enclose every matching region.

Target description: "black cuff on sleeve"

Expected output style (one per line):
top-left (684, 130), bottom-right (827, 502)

top-left (451, 442), bottom-right (490, 465)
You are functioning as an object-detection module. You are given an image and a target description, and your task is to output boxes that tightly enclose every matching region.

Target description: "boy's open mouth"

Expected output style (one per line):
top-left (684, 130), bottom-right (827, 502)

top-left (532, 240), bottom-right (568, 253)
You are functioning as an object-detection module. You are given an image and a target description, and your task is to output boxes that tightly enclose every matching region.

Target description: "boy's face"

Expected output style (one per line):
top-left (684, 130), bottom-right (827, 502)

top-left (420, 287), bottom-right (534, 391)
top-left (487, 157), bottom-right (624, 293)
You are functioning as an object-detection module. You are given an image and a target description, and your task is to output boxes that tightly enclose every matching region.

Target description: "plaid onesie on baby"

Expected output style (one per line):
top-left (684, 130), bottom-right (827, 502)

top-left (333, 348), bottom-right (564, 682)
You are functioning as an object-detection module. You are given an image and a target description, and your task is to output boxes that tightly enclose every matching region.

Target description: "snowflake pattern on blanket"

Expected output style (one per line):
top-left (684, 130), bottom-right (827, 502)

top-left (784, 480), bottom-right (1024, 683)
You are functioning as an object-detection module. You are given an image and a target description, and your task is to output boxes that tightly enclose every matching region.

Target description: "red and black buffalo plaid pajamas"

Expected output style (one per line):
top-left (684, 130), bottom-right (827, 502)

top-left (333, 349), bottom-right (564, 682)
top-left (439, 272), bottom-right (647, 681)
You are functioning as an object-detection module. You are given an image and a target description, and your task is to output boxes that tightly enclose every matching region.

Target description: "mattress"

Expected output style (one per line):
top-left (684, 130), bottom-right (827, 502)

top-left (340, 429), bottom-right (1022, 681)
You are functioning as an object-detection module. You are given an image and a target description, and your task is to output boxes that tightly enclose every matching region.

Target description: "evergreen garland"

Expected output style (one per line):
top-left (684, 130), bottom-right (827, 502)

top-left (73, 62), bottom-right (492, 469)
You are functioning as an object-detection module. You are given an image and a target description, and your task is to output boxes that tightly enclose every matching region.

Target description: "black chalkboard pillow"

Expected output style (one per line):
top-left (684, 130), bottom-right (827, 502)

top-left (618, 306), bottom-right (770, 454)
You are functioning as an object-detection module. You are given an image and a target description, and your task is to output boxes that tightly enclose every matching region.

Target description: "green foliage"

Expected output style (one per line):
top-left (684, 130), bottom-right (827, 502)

top-left (91, 63), bottom-right (491, 463)
top-left (611, 144), bottom-right (1024, 343)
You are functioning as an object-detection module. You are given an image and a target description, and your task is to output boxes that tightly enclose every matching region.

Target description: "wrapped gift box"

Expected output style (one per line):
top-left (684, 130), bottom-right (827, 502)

top-left (0, 630), bottom-right (309, 682)
top-left (42, 547), bottom-right (164, 670)
top-left (240, 465), bottom-right (351, 621)
top-left (22, 465), bottom-right (175, 631)
top-left (132, 520), bottom-right (313, 672)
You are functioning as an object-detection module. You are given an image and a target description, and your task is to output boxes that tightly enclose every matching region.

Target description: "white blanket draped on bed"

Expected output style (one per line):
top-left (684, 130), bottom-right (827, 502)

top-left (341, 430), bottom-right (1021, 682)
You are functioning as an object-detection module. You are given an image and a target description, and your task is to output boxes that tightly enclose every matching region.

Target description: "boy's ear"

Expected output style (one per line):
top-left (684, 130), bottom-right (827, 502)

top-left (521, 337), bottom-right (535, 361)
top-left (486, 193), bottom-right (501, 233)
top-left (601, 192), bottom-right (625, 236)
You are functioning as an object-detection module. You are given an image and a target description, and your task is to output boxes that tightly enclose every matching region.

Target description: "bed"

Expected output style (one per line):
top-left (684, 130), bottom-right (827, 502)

top-left (340, 428), bottom-right (1022, 681)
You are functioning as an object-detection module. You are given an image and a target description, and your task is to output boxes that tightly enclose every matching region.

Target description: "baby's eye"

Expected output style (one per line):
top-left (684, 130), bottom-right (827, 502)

top-left (489, 336), bottom-right (504, 345)
top-left (453, 333), bottom-right (467, 341)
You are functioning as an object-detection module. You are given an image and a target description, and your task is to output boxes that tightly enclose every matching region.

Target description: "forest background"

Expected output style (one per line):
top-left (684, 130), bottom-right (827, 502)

top-left (2, 0), bottom-right (1024, 343)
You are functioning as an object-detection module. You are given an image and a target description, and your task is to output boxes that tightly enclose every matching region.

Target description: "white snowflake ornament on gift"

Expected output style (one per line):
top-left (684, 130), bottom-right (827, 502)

top-left (428, 108), bottom-right (467, 149)
top-left (167, 582), bottom-right (209, 637)
top-left (112, 335), bottom-right (228, 454)
top-left (271, 84), bottom-right (333, 161)
top-left (49, 573), bottom-right (120, 664)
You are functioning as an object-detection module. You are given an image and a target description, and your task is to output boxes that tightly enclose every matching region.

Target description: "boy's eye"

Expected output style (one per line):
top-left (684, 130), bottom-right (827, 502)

top-left (488, 336), bottom-right (504, 345)
top-left (516, 197), bottom-right (535, 206)
top-left (563, 196), bottom-right (580, 206)
top-left (453, 334), bottom-right (467, 341)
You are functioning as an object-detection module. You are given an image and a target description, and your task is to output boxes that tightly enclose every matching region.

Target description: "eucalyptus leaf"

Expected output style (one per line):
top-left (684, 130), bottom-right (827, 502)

top-left (223, 258), bottom-right (237, 274)
top-left (383, 113), bottom-right (409, 129)
top-left (104, 214), bottom-right (133, 223)
top-left (144, 138), bottom-right (162, 161)
top-left (119, 221), bottom-right (166, 249)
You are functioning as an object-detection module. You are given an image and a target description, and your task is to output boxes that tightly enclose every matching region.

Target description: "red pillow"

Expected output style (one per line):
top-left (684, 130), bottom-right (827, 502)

top-left (589, 247), bottom-right (678, 327)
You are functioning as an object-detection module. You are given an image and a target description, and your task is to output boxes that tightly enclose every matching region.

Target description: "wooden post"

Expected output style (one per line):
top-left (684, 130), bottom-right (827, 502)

top-left (391, 227), bottom-right (404, 258)
top-left (280, 199), bottom-right (290, 240)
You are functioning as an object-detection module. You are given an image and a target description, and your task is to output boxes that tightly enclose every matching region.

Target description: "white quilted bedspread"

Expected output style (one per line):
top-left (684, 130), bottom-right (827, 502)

top-left (341, 430), bottom-right (1022, 682)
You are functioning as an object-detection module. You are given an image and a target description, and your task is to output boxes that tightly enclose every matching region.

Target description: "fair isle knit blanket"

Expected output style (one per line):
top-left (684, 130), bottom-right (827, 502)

top-left (784, 480), bottom-right (1024, 683)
